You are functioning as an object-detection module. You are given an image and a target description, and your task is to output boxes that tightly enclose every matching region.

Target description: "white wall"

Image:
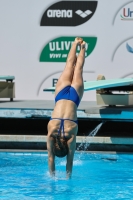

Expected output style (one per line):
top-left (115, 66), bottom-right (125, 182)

top-left (0, 0), bottom-right (133, 101)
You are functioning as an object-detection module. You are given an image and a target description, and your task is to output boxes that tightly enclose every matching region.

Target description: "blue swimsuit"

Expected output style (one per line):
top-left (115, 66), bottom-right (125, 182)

top-left (55, 85), bottom-right (80, 107)
top-left (50, 86), bottom-right (80, 137)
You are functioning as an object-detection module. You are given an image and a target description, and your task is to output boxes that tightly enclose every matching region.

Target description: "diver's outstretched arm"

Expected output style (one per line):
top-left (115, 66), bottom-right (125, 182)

top-left (66, 135), bottom-right (76, 179)
top-left (47, 136), bottom-right (55, 176)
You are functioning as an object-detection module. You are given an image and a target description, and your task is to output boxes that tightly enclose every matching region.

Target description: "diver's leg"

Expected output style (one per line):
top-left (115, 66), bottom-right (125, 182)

top-left (71, 41), bottom-right (86, 99)
top-left (55, 38), bottom-right (83, 96)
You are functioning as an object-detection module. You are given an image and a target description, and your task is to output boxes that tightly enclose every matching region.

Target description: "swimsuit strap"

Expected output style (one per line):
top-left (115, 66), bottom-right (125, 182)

top-left (50, 118), bottom-right (66, 138)
top-left (50, 118), bottom-right (78, 138)
top-left (62, 118), bottom-right (78, 124)
top-left (58, 119), bottom-right (64, 137)
top-left (50, 118), bottom-right (78, 124)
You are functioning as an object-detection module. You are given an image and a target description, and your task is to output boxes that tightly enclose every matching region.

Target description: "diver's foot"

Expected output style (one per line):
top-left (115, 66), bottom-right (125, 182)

top-left (81, 41), bottom-right (86, 49)
top-left (75, 37), bottom-right (83, 45)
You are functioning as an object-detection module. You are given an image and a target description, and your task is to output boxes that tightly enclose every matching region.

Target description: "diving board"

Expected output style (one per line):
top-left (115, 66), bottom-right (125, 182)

top-left (0, 76), bottom-right (15, 81)
top-left (84, 78), bottom-right (133, 91)
top-left (43, 78), bottom-right (133, 92)
top-left (0, 76), bottom-right (15, 101)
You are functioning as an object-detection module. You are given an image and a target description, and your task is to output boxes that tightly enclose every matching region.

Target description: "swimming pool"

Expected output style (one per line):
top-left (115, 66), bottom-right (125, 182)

top-left (0, 152), bottom-right (133, 200)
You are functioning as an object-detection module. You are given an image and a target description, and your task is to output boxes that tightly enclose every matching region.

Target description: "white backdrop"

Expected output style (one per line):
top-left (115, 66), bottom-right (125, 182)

top-left (0, 0), bottom-right (133, 101)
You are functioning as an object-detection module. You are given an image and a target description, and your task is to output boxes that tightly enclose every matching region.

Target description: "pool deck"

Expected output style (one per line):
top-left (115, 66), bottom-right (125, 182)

top-left (0, 99), bottom-right (133, 151)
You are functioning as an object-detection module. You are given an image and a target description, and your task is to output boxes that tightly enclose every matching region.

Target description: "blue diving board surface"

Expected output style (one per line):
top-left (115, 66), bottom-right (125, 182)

top-left (0, 76), bottom-right (15, 81)
top-left (43, 78), bottom-right (133, 92)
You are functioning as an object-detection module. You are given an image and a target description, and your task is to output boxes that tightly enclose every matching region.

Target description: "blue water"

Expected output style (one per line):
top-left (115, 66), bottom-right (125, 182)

top-left (0, 152), bottom-right (133, 200)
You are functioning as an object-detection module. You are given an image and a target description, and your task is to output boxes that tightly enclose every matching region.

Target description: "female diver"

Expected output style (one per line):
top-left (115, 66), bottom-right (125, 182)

top-left (47, 37), bottom-right (86, 178)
